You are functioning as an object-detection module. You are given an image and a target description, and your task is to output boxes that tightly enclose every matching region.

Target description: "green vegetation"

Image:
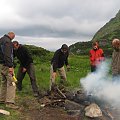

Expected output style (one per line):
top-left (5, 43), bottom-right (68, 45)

top-left (92, 10), bottom-right (120, 41)
top-left (69, 41), bottom-right (113, 57)
top-left (1, 10), bottom-right (120, 120)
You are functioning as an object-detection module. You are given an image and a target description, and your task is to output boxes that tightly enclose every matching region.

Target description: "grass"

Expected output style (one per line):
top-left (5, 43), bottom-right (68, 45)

top-left (0, 55), bottom-right (90, 120)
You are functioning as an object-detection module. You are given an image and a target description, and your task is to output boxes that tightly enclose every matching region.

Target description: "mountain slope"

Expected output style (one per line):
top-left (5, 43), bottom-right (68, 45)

top-left (69, 10), bottom-right (120, 56)
top-left (92, 10), bottom-right (120, 41)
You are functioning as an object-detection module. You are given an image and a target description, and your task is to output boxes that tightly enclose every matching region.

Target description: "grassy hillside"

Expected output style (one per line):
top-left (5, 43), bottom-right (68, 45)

top-left (69, 41), bottom-right (113, 57)
top-left (69, 10), bottom-right (120, 56)
top-left (92, 10), bottom-right (120, 41)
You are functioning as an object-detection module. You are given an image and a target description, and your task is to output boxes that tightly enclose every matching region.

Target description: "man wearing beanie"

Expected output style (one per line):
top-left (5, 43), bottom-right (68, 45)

top-left (50, 44), bottom-right (70, 90)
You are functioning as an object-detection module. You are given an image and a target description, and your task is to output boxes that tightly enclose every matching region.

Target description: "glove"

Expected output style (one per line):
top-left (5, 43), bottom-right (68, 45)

top-left (12, 75), bottom-right (17, 83)
top-left (12, 73), bottom-right (17, 86)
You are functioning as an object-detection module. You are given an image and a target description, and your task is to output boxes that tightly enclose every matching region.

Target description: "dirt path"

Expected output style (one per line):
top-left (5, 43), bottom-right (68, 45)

top-left (17, 96), bottom-right (80, 120)
top-left (21, 107), bottom-right (79, 120)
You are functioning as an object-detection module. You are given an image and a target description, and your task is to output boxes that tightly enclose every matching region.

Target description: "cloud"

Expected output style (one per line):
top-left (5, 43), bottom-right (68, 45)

top-left (0, 0), bottom-right (120, 50)
top-left (15, 35), bottom-right (91, 51)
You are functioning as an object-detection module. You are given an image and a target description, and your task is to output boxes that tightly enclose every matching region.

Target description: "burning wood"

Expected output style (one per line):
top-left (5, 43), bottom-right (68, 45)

top-left (39, 87), bottom-right (120, 120)
top-left (41, 99), bottom-right (65, 107)
top-left (102, 109), bottom-right (114, 120)
top-left (56, 87), bottom-right (66, 99)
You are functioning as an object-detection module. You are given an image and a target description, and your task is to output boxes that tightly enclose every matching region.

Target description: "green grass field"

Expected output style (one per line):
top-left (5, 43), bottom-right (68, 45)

top-left (0, 55), bottom-right (90, 120)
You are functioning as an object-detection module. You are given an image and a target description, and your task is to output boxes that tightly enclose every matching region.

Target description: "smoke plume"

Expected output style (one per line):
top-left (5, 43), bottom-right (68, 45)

top-left (80, 60), bottom-right (120, 107)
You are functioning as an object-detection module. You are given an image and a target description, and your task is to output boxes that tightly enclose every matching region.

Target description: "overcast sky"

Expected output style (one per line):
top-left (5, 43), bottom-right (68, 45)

top-left (0, 0), bottom-right (119, 51)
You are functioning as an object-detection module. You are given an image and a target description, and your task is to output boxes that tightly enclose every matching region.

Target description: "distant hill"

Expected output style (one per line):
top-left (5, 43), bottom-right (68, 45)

top-left (24, 45), bottom-right (52, 62)
top-left (70, 10), bottom-right (120, 56)
top-left (92, 10), bottom-right (120, 41)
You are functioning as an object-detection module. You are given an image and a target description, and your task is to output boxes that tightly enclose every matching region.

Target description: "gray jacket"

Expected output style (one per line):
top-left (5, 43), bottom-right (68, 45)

top-left (0, 35), bottom-right (13, 67)
top-left (112, 49), bottom-right (120, 75)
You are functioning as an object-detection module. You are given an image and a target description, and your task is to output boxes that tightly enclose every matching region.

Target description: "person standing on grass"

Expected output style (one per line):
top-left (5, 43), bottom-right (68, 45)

top-left (12, 41), bottom-right (39, 97)
top-left (89, 41), bottom-right (105, 72)
top-left (50, 44), bottom-right (70, 91)
top-left (0, 32), bottom-right (18, 109)
top-left (111, 38), bottom-right (120, 83)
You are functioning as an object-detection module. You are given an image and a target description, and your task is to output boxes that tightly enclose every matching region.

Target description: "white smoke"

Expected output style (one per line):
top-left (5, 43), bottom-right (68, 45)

top-left (80, 60), bottom-right (120, 107)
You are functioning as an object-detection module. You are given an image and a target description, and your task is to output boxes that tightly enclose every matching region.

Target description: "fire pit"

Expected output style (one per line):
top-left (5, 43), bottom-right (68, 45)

top-left (38, 86), bottom-right (120, 120)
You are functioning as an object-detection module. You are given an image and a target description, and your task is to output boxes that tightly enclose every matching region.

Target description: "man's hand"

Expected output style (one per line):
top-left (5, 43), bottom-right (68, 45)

top-left (9, 67), bottom-right (14, 75)
top-left (52, 72), bottom-right (56, 80)
top-left (67, 65), bottom-right (70, 71)
top-left (22, 67), bottom-right (27, 73)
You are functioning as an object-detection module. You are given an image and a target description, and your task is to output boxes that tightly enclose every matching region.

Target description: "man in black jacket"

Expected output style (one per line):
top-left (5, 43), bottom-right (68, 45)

top-left (13, 41), bottom-right (39, 97)
top-left (0, 32), bottom-right (18, 109)
top-left (50, 44), bottom-right (70, 90)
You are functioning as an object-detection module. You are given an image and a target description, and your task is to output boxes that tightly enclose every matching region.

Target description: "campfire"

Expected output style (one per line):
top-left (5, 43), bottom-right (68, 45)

top-left (38, 61), bottom-right (120, 120)
top-left (38, 84), bottom-right (120, 120)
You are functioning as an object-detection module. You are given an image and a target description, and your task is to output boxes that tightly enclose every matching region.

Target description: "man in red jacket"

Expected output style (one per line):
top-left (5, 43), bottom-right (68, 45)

top-left (89, 41), bottom-right (105, 72)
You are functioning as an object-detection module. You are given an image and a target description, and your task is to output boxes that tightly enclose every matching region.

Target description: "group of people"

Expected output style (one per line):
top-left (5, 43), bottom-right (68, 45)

top-left (89, 39), bottom-right (120, 84)
top-left (0, 32), bottom-right (41, 109)
top-left (0, 32), bottom-right (70, 109)
top-left (0, 31), bottom-right (120, 109)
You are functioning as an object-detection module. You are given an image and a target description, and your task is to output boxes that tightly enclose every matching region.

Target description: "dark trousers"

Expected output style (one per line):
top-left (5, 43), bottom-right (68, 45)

top-left (17, 63), bottom-right (38, 93)
top-left (91, 65), bottom-right (97, 72)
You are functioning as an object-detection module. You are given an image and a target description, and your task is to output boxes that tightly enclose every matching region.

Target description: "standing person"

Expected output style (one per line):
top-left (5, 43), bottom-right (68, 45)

top-left (0, 32), bottom-right (18, 109)
top-left (111, 38), bottom-right (120, 83)
top-left (89, 41), bottom-right (105, 72)
top-left (12, 41), bottom-right (39, 97)
top-left (50, 44), bottom-right (70, 90)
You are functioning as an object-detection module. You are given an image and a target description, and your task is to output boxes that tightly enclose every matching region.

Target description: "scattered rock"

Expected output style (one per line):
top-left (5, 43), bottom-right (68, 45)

top-left (0, 109), bottom-right (10, 115)
top-left (85, 103), bottom-right (102, 118)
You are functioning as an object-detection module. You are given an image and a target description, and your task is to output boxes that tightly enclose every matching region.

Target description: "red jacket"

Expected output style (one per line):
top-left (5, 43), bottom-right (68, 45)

top-left (89, 48), bottom-right (104, 66)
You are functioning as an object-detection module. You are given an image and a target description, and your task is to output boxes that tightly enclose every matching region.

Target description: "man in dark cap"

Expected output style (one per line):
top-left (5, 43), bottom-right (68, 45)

top-left (50, 44), bottom-right (70, 90)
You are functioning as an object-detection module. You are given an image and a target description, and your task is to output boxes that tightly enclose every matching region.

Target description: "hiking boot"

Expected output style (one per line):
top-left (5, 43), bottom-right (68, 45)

top-left (0, 101), bottom-right (5, 104)
top-left (6, 103), bottom-right (19, 109)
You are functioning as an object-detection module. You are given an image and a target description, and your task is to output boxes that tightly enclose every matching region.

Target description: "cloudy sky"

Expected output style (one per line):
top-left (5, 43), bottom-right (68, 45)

top-left (0, 0), bottom-right (119, 51)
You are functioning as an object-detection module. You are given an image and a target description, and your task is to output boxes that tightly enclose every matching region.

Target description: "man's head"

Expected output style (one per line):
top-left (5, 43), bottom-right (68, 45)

top-left (13, 41), bottom-right (19, 50)
top-left (92, 41), bottom-right (99, 50)
top-left (7, 32), bottom-right (15, 40)
top-left (112, 38), bottom-right (120, 49)
top-left (61, 44), bottom-right (69, 54)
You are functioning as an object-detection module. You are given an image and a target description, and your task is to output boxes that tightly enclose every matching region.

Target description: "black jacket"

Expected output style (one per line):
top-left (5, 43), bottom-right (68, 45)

top-left (51, 49), bottom-right (69, 72)
top-left (0, 35), bottom-right (13, 67)
top-left (14, 45), bottom-right (33, 68)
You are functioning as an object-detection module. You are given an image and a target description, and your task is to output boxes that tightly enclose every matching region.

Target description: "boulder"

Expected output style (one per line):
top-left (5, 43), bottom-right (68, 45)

top-left (85, 103), bottom-right (102, 118)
